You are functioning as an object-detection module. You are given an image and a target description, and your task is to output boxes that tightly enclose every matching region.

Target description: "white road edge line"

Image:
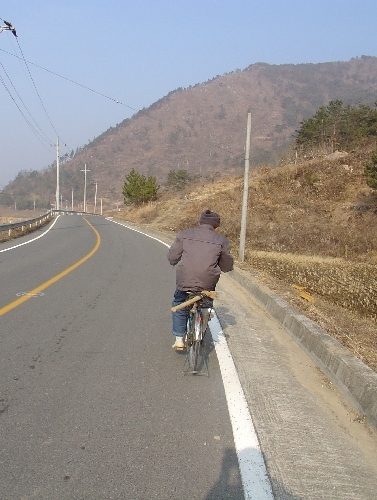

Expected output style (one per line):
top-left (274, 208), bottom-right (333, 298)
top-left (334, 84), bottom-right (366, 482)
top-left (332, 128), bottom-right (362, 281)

top-left (108, 218), bottom-right (171, 248)
top-left (0, 216), bottom-right (60, 253)
top-left (209, 314), bottom-right (273, 499)
top-left (106, 218), bottom-right (274, 499)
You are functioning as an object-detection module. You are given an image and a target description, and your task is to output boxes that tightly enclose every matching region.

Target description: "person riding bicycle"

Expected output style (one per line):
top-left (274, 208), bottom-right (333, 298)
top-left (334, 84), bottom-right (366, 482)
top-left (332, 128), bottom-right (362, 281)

top-left (167, 209), bottom-right (234, 349)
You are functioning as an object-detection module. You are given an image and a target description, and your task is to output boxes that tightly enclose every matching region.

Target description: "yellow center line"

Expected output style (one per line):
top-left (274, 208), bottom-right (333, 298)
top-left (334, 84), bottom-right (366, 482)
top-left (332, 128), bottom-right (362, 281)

top-left (0, 217), bottom-right (101, 317)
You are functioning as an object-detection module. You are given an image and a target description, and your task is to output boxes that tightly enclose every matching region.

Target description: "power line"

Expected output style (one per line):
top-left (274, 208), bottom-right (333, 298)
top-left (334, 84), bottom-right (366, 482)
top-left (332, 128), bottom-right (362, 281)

top-left (1, 21), bottom-right (240, 163)
top-left (0, 19), bottom-right (69, 154)
top-left (15, 37), bottom-right (61, 139)
top-left (212, 142), bottom-right (240, 157)
top-left (0, 47), bottom-right (139, 113)
top-left (1, 44), bottom-right (242, 162)
top-left (0, 73), bottom-right (53, 152)
top-left (0, 61), bottom-right (54, 147)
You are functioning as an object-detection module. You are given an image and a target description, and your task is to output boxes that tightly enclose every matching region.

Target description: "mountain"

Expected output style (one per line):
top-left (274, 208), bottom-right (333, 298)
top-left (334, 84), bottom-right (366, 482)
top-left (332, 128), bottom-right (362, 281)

top-left (3, 56), bottom-right (377, 210)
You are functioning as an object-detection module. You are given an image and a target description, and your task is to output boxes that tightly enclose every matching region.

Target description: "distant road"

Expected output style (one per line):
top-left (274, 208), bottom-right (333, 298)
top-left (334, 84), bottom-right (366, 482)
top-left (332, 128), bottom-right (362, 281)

top-left (0, 215), bottom-right (246, 499)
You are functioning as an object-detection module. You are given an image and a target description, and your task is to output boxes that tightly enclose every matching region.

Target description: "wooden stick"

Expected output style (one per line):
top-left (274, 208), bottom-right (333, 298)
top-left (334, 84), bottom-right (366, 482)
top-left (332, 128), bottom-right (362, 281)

top-left (171, 290), bottom-right (218, 312)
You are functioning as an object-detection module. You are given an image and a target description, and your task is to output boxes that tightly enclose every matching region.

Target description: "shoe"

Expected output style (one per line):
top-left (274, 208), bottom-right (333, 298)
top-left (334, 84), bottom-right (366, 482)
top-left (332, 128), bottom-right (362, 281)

top-left (172, 336), bottom-right (185, 349)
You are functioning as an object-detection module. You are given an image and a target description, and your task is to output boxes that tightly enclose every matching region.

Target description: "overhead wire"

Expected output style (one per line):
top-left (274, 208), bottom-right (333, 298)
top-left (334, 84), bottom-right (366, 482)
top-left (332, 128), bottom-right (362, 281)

top-left (212, 143), bottom-right (240, 157)
top-left (0, 22), bottom-right (241, 166)
top-left (0, 72), bottom-right (53, 152)
top-left (0, 20), bottom-right (62, 154)
top-left (0, 61), bottom-right (54, 148)
top-left (0, 45), bottom-right (239, 153)
top-left (0, 47), bottom-right (139, 113)
top-left (5, 23), bottom-right (36, 96)
top-left (15, 37), bottom-right (61, 141)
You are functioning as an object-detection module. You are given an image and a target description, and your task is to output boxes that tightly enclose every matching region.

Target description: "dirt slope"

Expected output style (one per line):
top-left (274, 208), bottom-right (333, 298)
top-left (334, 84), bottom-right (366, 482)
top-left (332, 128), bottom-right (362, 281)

top-left (111, 149), bottom-right (377, 372)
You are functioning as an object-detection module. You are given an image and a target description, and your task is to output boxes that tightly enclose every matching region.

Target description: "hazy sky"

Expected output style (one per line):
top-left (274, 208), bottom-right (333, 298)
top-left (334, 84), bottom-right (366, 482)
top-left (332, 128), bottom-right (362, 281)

top-left (0, 0), bottom-right (376, 188)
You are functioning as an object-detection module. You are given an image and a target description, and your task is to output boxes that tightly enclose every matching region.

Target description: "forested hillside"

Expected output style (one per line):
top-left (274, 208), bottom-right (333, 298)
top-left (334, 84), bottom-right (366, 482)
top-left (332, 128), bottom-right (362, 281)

top-left (2, 56), bottom-right (377, 211)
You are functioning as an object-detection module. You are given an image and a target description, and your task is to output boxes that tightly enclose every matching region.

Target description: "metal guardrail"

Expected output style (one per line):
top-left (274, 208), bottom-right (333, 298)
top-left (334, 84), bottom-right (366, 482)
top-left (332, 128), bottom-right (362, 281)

top-left (0, 210), bottom-right (102, 236)
top-left (0, 211), bottom-right (53, 233)
top-left (50, 210), bottom-right (100, 216)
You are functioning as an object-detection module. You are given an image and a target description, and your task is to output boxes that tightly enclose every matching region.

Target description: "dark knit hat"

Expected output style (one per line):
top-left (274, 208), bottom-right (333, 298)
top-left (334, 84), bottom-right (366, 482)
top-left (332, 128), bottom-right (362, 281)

top-left (199, 209), bottom-right (220, 228)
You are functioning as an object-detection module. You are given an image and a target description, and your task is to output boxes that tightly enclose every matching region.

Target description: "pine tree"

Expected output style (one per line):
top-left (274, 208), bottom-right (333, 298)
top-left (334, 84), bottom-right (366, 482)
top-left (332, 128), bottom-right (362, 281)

top-left (122, 169), bottom-right (159, 205)
top-left (166, 169), bottom-right (194, 190)
top-left (295, 101), bottom-right (377, 152)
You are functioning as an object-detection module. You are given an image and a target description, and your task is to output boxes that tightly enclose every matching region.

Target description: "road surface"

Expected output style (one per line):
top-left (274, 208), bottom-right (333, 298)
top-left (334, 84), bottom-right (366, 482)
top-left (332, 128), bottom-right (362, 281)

top-left (1, 214), bottom-right (377, 499)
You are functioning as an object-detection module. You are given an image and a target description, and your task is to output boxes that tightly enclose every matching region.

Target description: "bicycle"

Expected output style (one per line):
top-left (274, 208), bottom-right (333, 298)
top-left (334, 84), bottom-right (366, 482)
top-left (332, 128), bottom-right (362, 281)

top-left (171, 290), bottom-right (218, 375)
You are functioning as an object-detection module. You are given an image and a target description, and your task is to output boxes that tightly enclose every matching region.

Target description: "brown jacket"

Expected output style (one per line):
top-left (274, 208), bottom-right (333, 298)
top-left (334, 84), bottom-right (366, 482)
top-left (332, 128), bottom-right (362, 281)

top-left (167, 224), bottom-right (234, 291)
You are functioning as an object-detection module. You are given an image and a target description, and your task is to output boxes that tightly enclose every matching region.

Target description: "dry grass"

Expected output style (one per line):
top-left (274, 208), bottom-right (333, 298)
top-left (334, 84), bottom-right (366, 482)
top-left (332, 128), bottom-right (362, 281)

top-left (110, 150), bottom-right (377, 372)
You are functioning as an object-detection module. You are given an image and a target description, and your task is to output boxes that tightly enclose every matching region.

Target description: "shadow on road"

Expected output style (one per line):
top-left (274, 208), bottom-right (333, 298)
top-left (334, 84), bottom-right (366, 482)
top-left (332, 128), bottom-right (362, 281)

top-left (205, 447), bottom-right (304, 500)
top-left (204, 448), bottom-right (244, 499)
top-left (215, 306), bottom-right (237, 329)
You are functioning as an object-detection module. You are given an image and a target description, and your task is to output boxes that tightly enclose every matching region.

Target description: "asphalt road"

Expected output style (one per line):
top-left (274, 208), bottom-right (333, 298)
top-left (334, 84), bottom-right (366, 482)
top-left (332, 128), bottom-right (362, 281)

top-left (116, 220), bottom-right (377, 500)
top-left (0, 215), bottom-right (244, 499)
top-left (2, 214), bottom-right (377, 500)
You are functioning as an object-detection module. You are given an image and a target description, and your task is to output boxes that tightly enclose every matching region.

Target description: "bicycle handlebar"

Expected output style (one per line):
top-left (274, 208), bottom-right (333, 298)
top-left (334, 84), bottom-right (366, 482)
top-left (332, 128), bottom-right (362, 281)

top-left (171, 290), bottom-right (219, 312)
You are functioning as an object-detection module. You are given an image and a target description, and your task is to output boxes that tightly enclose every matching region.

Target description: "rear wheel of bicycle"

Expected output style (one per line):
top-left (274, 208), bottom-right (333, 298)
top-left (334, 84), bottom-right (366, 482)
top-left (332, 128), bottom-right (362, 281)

top-left (188, 340), bottom-right (201, 373)
top-left (187, 310), bottom-right (203, 373)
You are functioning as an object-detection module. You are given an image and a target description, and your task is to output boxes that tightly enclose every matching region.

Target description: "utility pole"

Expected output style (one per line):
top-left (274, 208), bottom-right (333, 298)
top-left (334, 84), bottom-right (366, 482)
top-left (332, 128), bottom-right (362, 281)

top-left (239, 112), bottom-right (252, 262)
top-left (93, 182), bottom-right (98, 214)
top-left (71, 188), bottom-right (74, 211)
top-left (80, 164), bottom-right (91, 212)
top-left (55, 137), bottom-right (60, 211)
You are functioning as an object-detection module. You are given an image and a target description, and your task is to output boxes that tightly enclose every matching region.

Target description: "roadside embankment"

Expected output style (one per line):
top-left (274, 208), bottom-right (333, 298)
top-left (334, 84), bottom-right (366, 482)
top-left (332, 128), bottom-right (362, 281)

top-left (229, 267), bottom-right (377, 433)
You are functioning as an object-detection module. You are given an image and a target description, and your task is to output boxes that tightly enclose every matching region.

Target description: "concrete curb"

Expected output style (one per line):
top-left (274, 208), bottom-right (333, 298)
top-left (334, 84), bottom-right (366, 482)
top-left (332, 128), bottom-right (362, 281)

top-left (229, 267), bottom-right (377, 433)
